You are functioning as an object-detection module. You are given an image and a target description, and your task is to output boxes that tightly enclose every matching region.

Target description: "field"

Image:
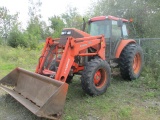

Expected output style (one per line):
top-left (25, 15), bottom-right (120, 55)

top-left (0, 45), bottom-right (160, 120)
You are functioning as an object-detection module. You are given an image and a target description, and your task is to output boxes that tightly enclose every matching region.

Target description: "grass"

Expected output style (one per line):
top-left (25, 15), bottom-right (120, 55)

top-left (0, 45), bottom-right (40, 75)
top-left (0, 45), bottom-right (160, 120)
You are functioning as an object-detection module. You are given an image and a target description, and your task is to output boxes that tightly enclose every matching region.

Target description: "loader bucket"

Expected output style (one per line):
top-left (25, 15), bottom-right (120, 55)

top-left (0, 67), bottom-right (68, 119)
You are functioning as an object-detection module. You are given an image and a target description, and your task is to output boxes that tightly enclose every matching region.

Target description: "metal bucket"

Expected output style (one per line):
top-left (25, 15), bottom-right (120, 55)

top-left (0, 67), bottom-right (68, 119)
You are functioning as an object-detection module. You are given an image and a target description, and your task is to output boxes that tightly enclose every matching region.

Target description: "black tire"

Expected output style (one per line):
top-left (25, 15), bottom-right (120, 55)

top-left (50, 60), bottom-right (74, 83)
top-left (81, 58), bottom-right (111, 96)
top-left (49, 60), bottom-right (57, 71)
top-left (119, 43), bottom-right (144, 80)
top-left (66, 75), bottom-right (73, 83)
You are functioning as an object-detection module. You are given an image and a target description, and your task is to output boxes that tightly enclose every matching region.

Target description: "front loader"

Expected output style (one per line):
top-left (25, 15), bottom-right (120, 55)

top-left (0, 15), bottom-right (143, 119)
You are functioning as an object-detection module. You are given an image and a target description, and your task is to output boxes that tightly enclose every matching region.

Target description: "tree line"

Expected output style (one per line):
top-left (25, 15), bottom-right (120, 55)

top-left (0, 0), bottom-right (160, 48)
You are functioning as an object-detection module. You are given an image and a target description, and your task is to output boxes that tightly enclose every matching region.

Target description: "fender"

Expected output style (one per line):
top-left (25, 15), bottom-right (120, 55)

top-left (115, 39), bottom-right (136, 58)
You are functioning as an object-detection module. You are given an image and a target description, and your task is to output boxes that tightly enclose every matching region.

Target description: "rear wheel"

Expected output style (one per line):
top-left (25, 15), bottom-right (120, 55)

top-left (119, 43), bottom-right (144, 80)
top-left (81, 58), bottom-right (111, 96)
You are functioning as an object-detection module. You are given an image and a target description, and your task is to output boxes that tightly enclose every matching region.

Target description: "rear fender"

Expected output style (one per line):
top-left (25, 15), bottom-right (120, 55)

top-left (115, 39), bottom-right (136, 58)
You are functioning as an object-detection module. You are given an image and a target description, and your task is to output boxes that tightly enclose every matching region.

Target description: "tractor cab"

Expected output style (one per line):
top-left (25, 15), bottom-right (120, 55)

top-left (88, 16), bottom-right (129, 59)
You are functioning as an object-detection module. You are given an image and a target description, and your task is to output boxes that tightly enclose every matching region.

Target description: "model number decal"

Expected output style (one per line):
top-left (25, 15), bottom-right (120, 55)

top-left (80, 44), bottom-right (87, 47)
top-left (64, 58), bottom-right (70, 74)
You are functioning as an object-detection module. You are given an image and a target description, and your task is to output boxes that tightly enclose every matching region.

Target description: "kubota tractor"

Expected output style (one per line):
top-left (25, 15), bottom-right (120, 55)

top-left (0, 15), bottom-right (143, 119)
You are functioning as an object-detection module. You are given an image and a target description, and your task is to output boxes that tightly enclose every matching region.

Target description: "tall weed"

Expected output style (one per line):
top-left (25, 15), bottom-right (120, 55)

top-left (0, 45), bottom-right (41, 77)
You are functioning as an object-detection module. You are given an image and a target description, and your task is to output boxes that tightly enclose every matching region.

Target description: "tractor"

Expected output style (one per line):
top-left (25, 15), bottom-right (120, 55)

top-left (0, 15), bottom-right (143, 119)
top-left (88, 16), bottom-right (143, 80)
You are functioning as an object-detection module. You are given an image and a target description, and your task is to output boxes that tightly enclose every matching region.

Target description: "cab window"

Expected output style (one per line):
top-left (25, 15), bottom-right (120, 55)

top-left (112, 21), bottom-right (121, 40)
top-left (89, 20), bottom-right (111, 38)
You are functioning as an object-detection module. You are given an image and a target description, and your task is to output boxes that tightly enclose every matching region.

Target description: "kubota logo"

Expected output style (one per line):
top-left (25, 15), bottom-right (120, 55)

top-left (80, 44), bottom-right (87, 47)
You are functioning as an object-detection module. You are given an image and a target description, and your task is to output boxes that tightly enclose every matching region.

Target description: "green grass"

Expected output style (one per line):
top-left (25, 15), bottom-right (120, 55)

top-left (0, 45), bottom-right (160, 120)
top-left (0, 45), bottom-right (40, 76)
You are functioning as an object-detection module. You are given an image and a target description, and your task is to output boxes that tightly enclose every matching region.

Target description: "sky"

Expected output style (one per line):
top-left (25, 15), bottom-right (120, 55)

top-left (0, 0), bottom-right (92, 28)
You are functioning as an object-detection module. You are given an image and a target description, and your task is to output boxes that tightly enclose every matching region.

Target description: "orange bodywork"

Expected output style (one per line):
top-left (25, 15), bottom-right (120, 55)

top-left (115, 39), bottom-right (136, 58)
top-left (36, 35), bottom-right (105, 82)
top-left (90, 15), bottom-right (129, 22)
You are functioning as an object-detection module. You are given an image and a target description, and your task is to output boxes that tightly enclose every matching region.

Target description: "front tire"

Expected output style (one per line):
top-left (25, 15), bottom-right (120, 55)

top-left (119, 43), bottom-right (144, 80)
top-left (81, 58), bottom-right (111, 96)
top-left (50, 59), bottom-right (74, 83)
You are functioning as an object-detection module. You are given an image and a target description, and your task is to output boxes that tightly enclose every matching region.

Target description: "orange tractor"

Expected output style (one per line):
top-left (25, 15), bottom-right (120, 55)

top-left (0, 15), bottom-right (143, 119)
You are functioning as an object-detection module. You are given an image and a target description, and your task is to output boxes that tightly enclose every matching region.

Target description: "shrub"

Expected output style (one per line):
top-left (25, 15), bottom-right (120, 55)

top-left (8, 30), bottom-right (28, 48)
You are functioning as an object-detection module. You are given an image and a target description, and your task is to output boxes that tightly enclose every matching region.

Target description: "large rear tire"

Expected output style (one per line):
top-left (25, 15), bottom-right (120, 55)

top-left (81, 58), bottom-right (111, 96)
top-left (119, 43), bottom-right (144, 80)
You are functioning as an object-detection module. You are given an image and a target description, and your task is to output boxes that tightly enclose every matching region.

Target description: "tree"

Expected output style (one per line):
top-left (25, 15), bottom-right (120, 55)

top-left (49, 16), bottom-right (64, 38)
top-left (8, 24), bottom-right (28, 48)
top-left (0, 7), bottom-right (19, 43)
top-left (40, 21), bottom-right (53, 39)
top-left (61, 7), bottom-right (84, 30)
top-left (27, 0), bottom-right (43, 48)
top-left (88, 0), bottom-right (160, 38)
top-left (48, 7), bottom-right (88, 38)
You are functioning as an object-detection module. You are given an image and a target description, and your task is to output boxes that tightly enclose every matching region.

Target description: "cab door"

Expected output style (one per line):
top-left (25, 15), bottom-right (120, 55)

top-left (109, 20), bottom-right (122, 59)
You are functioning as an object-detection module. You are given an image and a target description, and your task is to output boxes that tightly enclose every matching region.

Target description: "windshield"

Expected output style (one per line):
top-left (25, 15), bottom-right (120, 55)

top-left (89, 20), bottom-right (111, 38)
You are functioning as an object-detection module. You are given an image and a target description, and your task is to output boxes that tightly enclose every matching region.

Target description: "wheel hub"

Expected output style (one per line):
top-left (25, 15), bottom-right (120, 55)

top-left (133, 53), bottom-right (141, 74)
top-left (94, 70), bottom-right (101, 85)
top-left (93, 69), bottom-right (107, 88)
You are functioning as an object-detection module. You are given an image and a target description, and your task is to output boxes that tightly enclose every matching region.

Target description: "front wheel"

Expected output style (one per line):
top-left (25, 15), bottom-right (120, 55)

top-left (81, 58), bottom-right (111, 96)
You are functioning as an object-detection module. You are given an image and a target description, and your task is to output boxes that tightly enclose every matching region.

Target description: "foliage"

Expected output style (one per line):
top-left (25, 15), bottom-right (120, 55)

top-left (0, 37), bottom-right (2, 45)
top-left (88, 0), bottom-right (160, 38)
top-left (25, 0), bottom-right (53, 48)
top-left (7, 26), bottom-right (28, 48)
top-left (139, 39), bottom-right (160, 90)
top-left (0, 7), bottom-right (19, 44)
top-left (0, 46), bottom-right (40, 77)
top-left (62, 7), bottom-right (84, 30)
top-left (0, 3), bottom-right (86, 48)
top-left (48, 7), bottom-right (86, 38)
top-left (40, 21), bottom-right (53, 39)
top-left (49, 16), bottom-right (64, 38)
top-left (26, 0), bottom-right (42, 48)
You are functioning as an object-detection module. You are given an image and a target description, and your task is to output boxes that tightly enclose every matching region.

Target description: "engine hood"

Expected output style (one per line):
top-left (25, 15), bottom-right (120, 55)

top-left (59, 28), bottom-right (90, 46)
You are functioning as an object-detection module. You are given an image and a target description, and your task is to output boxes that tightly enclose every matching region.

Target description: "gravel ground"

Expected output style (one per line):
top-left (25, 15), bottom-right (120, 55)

top-left (0, 90), bottom-right (48, 120)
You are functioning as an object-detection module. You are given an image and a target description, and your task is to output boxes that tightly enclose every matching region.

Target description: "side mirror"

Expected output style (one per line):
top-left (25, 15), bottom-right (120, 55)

top-left (117, 19), bottom-right (123, 27)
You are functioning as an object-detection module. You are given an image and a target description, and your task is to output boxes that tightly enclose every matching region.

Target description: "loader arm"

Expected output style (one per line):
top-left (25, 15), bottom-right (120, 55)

top-left (36, 35), bottom-right (105, 82)
top-left (35, 37), bottom-right (59, 74)
top-left (55, 35), bottom-right (106, 82)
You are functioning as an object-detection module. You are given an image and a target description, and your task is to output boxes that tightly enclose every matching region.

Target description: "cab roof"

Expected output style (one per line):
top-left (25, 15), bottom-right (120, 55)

top-left (89, 15), bottom-right (129, 22)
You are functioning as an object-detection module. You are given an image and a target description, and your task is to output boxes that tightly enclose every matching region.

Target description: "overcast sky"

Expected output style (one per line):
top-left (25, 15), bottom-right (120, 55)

top-left (0, 0), bottom-right (92, 27)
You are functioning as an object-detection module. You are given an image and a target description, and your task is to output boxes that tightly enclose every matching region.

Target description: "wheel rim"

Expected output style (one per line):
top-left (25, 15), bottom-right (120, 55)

top-left (94, 69), bottom-right (107, 88)
top-left (133, 53), bottom-right (141, 74)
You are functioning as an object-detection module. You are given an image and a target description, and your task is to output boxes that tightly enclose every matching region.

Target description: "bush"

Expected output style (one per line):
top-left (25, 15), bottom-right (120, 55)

top-left (140, 40), bottom-right (160, 90)
top-left (8, 30), bottom-right (28, 48)
top-left (0, 37), bottom-right (6, 45)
